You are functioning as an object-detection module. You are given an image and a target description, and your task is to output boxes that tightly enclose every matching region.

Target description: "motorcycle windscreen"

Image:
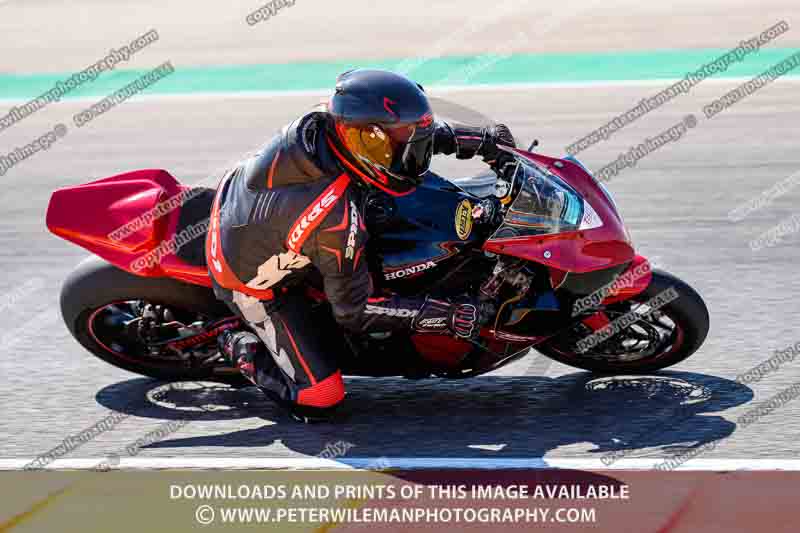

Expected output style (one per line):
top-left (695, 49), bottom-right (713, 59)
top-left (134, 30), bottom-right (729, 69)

top-left (491, 161), bottom-right (583, 239)
top-left (484, 158), bottom-right (634, 273)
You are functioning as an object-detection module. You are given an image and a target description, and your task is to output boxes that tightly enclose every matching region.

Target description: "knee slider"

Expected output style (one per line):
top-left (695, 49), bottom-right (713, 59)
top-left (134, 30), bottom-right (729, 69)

top-left (297, 370), bottom-right (345, 408)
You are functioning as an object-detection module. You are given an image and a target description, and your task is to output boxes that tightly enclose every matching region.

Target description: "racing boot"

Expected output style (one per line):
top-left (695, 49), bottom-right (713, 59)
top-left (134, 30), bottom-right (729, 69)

top-left (218, 330), bottom-right (335, 423)
top-left (218, 330), bottom-right (263, 384)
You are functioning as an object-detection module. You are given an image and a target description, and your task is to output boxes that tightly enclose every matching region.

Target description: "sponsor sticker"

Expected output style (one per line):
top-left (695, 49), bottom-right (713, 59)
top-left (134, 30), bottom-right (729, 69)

top-left (455, 199), bottom-right (473, 240)
top-left (579, 200), bottom-right (603, 230)
top-left (384, 260), bottom-right (436, 281)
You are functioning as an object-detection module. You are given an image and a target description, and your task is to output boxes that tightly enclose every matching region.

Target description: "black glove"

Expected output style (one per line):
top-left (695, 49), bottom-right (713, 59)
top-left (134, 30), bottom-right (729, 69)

top-left (413, 297), bottom-right (481, 339)
top-left (437, 121), bottom-right (515, 162)
top-left (480, 123), bottom-right (516, 165)
top-left (481, 124), bottom-right (517, 182)
top-left (492, 123), bottom-right (516, 148)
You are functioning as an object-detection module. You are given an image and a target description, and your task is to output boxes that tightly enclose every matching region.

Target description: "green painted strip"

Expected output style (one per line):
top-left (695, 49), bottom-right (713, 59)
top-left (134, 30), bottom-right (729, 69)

top-left (1, 48), bottom-right (799, 100)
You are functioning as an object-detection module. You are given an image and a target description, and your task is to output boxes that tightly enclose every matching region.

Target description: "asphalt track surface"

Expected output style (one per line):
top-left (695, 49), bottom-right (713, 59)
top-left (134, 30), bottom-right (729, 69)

top-left (1, 1), bottom-right (800, 466)
top-left (1, 80), bottom-right (799, 464)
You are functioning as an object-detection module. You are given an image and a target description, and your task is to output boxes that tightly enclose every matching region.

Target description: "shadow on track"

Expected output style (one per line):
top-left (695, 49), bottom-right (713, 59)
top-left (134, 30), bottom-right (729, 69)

top-left (94, 371), bottom-right (752, 460)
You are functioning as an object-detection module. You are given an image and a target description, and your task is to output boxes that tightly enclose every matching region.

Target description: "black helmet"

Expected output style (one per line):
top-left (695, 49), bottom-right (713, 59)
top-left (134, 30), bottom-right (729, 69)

top-left (327, 69), bottom-right (435, 196)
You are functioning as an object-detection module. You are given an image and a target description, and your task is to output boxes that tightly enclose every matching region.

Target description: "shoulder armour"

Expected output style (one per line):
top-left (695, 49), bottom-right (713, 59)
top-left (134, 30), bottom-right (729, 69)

top-left (243, 111), bottom-right (332, 191)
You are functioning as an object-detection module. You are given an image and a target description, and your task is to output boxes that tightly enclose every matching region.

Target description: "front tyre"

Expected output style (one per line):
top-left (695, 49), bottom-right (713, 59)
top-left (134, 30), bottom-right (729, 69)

top-left (535, 269), bottom-right (710, 373)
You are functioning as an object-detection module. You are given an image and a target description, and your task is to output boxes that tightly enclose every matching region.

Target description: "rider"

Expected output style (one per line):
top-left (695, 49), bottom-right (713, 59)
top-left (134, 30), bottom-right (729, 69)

top-left (207, 68), bottom-right (516, 422)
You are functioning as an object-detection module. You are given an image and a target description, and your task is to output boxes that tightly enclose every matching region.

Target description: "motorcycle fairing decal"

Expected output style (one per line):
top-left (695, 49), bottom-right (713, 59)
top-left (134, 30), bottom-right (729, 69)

top-left (455, 199), bottom-right (473, 240)
top-left (579, 200), bottom-right (603, 230)
top-left (286, 173), bottom-right (350, 253)
top-left (384, 260), bottom-right (436, 280)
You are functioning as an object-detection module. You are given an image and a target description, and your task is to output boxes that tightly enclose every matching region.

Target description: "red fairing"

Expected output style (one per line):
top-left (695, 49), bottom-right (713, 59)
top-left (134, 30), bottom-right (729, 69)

top-left (484, 149), bottom-right (634, 273)
top-left (576, 256), bottom-right (652, 333)
top-left (600, 254), bottom-right (652, 305)
top-left (410, 334), bottom-right (472, 368)
top-left (46, 169), bottom-right (211, 287)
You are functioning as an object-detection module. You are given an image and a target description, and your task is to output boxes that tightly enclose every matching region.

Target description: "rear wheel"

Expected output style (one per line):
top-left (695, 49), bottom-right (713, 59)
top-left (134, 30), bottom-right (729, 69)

top-left (535, 269), bottom-right (709, 373)
top-left (61, 257), bottom-right (245, 384)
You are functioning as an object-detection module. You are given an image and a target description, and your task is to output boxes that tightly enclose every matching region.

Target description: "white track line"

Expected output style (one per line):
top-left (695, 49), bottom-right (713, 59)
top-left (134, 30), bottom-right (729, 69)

top-left (3, 457), bottom-right (800, 471)
top-left (1, 76), bottom-right (799, 105)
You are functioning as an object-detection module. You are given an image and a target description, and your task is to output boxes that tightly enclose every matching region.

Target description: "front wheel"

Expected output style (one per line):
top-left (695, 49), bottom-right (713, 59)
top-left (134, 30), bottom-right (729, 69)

top-left (535, 269), bottom-right (710, 373)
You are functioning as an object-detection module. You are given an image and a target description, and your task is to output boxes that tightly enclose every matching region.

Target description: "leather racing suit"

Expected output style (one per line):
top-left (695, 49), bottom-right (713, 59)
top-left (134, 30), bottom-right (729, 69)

top-left (206, 110), bottom-right (508, 417)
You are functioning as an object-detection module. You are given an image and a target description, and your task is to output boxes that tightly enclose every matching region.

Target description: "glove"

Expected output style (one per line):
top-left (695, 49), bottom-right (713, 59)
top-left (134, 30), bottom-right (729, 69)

top-left (481, 123), bottom-right (516, 165)
top-left (482, 124), bottom-right (518, 182)
top-left (413, 297), bottom-right (481, 339)
top-left (492, 124), bottom-right (516, 149)
top-left (492, 152), bottom-right (518, 182)
top-left (440, 122), bottom-right (516, 162)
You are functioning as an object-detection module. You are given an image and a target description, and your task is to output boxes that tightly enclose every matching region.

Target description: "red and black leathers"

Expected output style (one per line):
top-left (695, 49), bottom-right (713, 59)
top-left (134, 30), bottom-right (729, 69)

top-left (206, 110), bottom-right (511, 417)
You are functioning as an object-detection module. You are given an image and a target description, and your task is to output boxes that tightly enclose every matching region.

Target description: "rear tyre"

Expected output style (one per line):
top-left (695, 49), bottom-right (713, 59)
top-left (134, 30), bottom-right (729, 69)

top-left (61, 256), bottom-right (244, 383)
top-left (535, 269), bottom-right (709, 373)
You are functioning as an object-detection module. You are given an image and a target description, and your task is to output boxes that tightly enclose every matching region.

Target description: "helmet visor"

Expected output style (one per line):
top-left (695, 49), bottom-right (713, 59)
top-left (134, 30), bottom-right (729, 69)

top-left (337, 121), bottom-right (434, 184)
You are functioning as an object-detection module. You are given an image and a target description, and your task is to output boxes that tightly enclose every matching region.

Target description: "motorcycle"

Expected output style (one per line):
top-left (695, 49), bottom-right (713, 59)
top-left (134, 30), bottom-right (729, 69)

top-left (46, 143), bottom-right (709, 384)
